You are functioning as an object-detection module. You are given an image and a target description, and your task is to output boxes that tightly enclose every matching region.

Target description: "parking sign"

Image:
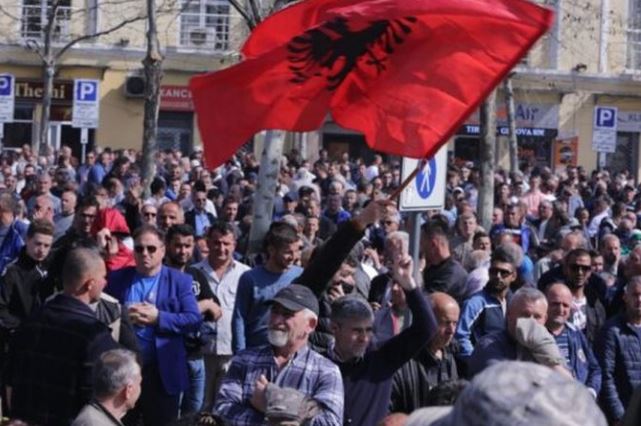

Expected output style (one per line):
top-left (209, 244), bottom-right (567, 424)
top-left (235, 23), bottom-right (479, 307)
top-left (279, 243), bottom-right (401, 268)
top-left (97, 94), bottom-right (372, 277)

top-left (592, 106), bottom-right (617, 153)
top-left (72, 79), bottom-right (100, 128)
top-left (0, 74), bottom-right (15, 123)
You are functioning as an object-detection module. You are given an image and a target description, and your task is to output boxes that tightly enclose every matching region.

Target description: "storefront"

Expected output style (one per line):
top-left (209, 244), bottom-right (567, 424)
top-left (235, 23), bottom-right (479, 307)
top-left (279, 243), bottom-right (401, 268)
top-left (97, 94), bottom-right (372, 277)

top-left (158, 85), bottom-right (196, 154)
top-left (2, 79), bottom-right (96, 157)
top-left (454, 102), bottom-right (560, 169)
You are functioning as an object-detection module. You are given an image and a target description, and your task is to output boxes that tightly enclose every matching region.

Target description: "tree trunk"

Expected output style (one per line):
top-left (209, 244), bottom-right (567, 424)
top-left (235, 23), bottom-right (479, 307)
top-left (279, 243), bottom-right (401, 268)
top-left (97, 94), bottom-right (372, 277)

top-left (247, 130), bottom-right (285, 255)
top-left (504, 78), bottom-right (518, 174)
top-left (140, 0), bottom-right (163, 198)
top-left (478, 91), bottom-right (497, 231)
top-left (36, 61), bottom-right (55, 156)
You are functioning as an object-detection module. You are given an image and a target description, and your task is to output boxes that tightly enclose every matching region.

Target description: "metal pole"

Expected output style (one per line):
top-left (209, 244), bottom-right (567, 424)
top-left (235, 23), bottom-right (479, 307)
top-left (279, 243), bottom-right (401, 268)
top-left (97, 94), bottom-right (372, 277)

top-left (409, 211), bottom-right (422, 283)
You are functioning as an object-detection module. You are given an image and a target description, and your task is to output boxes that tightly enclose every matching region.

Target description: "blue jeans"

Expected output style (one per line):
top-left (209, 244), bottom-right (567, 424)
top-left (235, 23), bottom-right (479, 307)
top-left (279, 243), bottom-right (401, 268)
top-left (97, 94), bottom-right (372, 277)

top-left (180, 358), bottom-right (206, 415)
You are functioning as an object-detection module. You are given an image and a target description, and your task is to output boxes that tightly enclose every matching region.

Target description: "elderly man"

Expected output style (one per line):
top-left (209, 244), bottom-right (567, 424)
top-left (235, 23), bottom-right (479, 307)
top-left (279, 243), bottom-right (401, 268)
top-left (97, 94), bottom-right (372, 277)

top-left (390, 292), bottom-right (460, 414)
top-left (215, 285), bottom-right (343, 425)
top-left (106, 225), bottom-right (201, 425)
top-left (468, 287), bottom-right (566, 376)
top-left (597, 276), bottom-right (641, 424)
top-left (538, 248), bottom-right (607, 344)
top-left (72, 349), bottom-right (142, 425)
top-left (545, 283), bottom-right (601, 397)
top-left (6, 248), bottom-right (118, 425)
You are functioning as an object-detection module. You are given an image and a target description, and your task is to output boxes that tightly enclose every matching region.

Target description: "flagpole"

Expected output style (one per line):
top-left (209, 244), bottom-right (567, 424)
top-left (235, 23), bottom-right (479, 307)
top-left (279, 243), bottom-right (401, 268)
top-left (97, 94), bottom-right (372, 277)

top-left (388, 158), bottom-right (427, 201)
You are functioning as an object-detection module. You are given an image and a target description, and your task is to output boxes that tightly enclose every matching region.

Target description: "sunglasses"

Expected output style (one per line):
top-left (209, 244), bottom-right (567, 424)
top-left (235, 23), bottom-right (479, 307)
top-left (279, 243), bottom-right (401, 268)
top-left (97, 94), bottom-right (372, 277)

top-left (134, 245), bottom-right (158, 254)
top-left (489, 267), bottom-right (513, 278)
top-left (569, 264), bottom-right (591, 273)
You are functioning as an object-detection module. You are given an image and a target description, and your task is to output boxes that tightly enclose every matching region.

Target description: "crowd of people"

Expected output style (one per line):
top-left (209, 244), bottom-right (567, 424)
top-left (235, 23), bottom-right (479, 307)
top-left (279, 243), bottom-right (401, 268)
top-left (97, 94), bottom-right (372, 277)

top-left (0, 142), bottom-right (640, 425)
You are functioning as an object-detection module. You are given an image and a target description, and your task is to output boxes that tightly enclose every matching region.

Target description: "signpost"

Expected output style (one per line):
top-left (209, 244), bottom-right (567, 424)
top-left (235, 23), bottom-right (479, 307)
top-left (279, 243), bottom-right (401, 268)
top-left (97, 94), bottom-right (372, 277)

top-left (592, 106), bottom-right (617, 168)
top-left (0, 74), bottom-right (15, 150)
top-left (399, 145), bottom-right (448, 280)
top-left (72, 79), bottom-right (99, 162)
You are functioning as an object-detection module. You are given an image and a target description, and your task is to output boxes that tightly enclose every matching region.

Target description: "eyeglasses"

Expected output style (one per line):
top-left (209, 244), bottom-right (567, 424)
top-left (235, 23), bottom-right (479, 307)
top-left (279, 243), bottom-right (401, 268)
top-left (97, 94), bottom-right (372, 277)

top-left (569, 264), bottom-right (591, 273)
top-left (143, 212), bottom-right (157, 217)
top-left (489, 267), bottom-right (513, 278)
top-left (134, 245), bottom-right (158, 254)
top-left (383, 220), bottom-right (396, 225)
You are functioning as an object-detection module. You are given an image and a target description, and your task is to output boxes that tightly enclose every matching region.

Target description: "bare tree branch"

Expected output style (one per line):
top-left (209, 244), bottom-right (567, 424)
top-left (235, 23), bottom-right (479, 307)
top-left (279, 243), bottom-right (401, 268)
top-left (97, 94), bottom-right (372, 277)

top-left (55, 14), bottom-right (145, 59)
top-left (228, 0), bottom-right (256, 30)
top-left (247, 0), bottom-right (262, 26)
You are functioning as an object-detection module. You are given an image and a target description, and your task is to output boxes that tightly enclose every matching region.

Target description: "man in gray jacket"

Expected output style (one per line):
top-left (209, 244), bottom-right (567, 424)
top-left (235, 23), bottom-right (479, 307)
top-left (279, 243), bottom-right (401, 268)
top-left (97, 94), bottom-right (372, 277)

top-left (73, 349), bottom-right (142, 426)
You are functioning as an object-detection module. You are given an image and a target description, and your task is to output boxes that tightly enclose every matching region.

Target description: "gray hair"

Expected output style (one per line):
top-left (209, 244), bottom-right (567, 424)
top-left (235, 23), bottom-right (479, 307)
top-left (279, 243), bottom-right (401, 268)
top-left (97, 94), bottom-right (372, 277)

top-left (385, 231), bottom-right (410, 253)
top-left (92, 349), bottom-right (140, 399)
top-left (331, 295), bottom-right (373, 323)
top-left (509, 287), bottom-right (547, 311)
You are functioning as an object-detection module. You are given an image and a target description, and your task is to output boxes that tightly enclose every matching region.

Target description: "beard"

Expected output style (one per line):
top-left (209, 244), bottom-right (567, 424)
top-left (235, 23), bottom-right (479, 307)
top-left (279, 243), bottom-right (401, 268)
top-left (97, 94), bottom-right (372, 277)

top-left (486, 278), bottom-right (508, 294)
top-left (267, 329), bottom-right (289, 348)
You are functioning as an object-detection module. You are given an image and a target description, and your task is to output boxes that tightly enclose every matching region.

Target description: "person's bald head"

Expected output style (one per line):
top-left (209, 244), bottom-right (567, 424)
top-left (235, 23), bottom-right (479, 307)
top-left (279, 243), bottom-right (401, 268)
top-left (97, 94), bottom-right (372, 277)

top-left (546, 283), bottom-right (573, 329)
top-left (62, 248), bottom-right (107, 304)
top-left (429, 292), bottom-right (460, 350)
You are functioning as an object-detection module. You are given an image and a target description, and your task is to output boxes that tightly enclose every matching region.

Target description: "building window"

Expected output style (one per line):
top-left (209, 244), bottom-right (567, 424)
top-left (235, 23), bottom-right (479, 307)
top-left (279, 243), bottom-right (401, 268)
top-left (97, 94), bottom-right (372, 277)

top-left (179, 0), bottom-right (231, 51)
top-left (21, 0), bottom-right (72, 42)
top-left (628, 0), bottom-right (641, 70)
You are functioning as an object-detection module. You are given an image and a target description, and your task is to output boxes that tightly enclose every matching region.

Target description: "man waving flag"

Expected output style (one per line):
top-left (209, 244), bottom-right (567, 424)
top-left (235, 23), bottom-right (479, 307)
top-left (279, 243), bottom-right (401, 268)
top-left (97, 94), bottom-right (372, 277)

top-left (190, 0), bottom-right (553, 169)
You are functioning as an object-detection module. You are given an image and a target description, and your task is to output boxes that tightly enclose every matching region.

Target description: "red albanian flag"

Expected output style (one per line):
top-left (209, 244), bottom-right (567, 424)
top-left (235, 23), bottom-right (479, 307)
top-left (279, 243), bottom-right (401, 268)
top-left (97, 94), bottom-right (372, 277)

top-left (190, 0), bottom-right (553, 169)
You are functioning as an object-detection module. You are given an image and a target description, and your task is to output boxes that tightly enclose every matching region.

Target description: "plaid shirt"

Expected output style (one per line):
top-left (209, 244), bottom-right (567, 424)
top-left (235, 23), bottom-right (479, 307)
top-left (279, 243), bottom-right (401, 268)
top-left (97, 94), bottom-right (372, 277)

top-left (215, 344), bottom-right (343, 425)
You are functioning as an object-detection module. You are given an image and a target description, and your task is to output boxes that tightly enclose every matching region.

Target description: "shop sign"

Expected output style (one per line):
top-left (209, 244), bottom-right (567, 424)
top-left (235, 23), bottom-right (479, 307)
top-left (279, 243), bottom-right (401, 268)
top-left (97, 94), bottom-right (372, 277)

top-left (15, 79), bottom-right (73, 102)
top-left (0, 74), bottom-right (15, 122)
top-left (460, 125), bottom-right (551, 137)
top-left (617, 111), bottom-right (641, 132)
top-left (465, 103), bottom-right (559, 129)
top-left (160, 85), bottom-right (193, 111)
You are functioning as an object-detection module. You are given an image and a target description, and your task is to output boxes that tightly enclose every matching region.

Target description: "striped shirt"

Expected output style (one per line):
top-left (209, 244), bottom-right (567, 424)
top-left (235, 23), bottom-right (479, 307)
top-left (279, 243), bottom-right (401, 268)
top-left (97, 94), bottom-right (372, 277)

top-left (215, 344), bottom-right (344, 425)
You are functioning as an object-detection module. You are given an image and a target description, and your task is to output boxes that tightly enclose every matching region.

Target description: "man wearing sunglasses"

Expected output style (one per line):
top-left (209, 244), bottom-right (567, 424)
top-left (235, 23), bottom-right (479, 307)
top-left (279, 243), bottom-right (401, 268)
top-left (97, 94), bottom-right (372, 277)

top-left (455, 244), bottom-right (521, 361)
top-left (106, 225), bottom-right (201, 425)
top-left (561, 249), bottom-right (607, 345)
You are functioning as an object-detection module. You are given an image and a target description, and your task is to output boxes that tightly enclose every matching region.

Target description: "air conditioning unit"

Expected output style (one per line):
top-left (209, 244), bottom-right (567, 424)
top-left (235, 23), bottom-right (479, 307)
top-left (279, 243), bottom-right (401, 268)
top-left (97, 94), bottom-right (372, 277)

top-left (189, 27), bottom-right (215, 46)
top-left (124, 75), bottom-right (145, 98)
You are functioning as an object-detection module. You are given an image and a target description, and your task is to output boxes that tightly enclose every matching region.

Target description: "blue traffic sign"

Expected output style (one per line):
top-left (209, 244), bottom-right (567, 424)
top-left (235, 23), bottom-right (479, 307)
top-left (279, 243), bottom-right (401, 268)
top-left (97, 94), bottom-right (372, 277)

top-left (415, 158), bottom-right (437, 199)
top-left (0, 75), bottom-right (13, 96)
top-left (75, 80), bottom-right (98, 102)
top-left (595, 107), bottom-right (616, 129)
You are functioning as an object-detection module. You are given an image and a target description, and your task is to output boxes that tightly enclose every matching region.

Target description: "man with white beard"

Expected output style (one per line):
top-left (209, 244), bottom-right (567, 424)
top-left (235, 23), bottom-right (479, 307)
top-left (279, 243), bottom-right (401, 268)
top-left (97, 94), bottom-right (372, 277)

top-left (215, 284), bottom-right (344, 425)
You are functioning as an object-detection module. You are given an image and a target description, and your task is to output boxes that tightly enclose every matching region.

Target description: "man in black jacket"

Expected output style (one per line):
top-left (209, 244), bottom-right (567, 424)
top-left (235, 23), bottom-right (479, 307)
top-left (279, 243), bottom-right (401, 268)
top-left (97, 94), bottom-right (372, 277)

top-left (0, 219), bottom-right (53, 333)
top-left (421, 224), bottom-right (468, 304)
top-left (389, 292), bottom-right (460, 413)
top-left (326, 255), bottom-right (436, 425)
top-left (6, 247), bottom-right (118, 426)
